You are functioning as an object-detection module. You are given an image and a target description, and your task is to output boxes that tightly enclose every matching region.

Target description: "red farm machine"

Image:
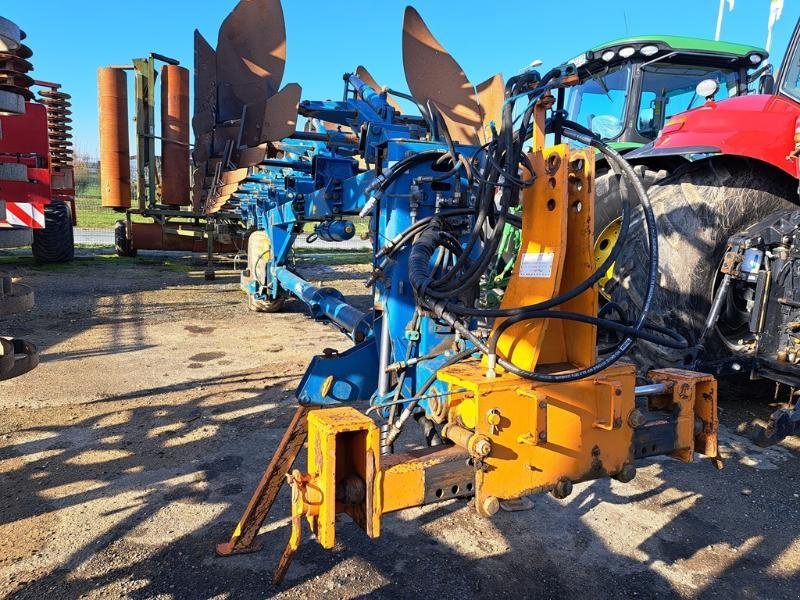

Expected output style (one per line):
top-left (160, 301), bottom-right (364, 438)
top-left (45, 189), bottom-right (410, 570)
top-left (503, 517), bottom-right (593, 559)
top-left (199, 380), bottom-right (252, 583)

top-left (0, 16), bottom-right (51, 382)
top-left (0, 16), bottom-right (75, 266)
top-left (600, 17), bottom-right (800, 444)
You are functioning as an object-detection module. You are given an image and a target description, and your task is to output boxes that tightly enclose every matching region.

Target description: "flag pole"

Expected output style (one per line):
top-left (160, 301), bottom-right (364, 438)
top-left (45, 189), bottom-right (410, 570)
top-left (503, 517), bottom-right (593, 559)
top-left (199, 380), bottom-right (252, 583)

top-left (715, 0), bottom-right (725, 41)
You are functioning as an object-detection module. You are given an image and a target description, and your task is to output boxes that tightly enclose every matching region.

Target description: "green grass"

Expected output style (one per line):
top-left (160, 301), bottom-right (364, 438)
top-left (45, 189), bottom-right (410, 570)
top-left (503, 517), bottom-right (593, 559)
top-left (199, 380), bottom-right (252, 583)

top-left (74, 187), bottom-right (126, 229)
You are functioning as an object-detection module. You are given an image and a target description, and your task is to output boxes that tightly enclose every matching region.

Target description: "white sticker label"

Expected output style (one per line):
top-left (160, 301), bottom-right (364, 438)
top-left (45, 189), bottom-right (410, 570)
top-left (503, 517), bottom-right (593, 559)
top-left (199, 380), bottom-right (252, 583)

top-left (520, 252), bottom-right (554, 278)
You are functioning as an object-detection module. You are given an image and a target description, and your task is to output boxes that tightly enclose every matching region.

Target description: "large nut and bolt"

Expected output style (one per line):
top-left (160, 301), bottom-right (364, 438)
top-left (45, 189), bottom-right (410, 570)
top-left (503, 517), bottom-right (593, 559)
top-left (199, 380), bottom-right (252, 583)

top-left (473, 437), bottom-right (492, 458)
top-left (628, 409), bottom-right (647, 429)
top-left (614, 463), bottom-right (637, 483)
top-left (480, 495), bottom-right (500, 517)
top-left (551, 478), bottom-right (573, 500)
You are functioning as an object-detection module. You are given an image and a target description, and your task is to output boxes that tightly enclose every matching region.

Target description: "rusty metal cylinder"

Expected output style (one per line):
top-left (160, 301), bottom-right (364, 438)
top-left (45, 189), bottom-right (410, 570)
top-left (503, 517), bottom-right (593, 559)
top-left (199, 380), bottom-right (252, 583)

top-left (98, 67), bottom-right (131, 208)
top-left (160, 65), bottom-right (190, 206)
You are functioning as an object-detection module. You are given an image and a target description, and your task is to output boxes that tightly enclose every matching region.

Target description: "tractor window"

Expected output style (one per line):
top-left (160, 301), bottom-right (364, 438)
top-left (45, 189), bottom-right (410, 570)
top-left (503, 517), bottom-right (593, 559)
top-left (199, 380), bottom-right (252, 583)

top-left (637, 63), bottom-right (739, 139)
top-left (781, 39), bottom-right (800, 101)
top-left (566, 65), bottom-right (630, 141)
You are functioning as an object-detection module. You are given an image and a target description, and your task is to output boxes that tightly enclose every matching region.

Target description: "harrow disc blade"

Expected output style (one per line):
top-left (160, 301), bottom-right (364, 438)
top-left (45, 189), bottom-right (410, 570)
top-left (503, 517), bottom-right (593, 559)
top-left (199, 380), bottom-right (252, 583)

top-left (221, 167), bottom-right (249, 186)
top-left (402, 6), bottom-right (481, 146)
top-left (191, 166), bottom-right (206, 212)
top-left (0, 17), bottom-right (21, 52)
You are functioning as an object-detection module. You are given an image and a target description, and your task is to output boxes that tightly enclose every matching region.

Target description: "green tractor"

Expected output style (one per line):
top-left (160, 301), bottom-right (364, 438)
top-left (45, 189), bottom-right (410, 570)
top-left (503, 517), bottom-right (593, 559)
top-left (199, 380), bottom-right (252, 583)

top-left (488, 36), bottom-right (769, 299)
top-left (567, 35), bottom-right (767, 155)
top-left (565, 35), bottom-right (769, 293)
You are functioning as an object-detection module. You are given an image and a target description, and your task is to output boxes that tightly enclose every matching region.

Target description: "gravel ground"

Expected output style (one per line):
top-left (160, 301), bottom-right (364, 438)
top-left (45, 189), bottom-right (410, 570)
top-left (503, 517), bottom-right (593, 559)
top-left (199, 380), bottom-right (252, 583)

top-left (0, 249), bottom-right (798, 599)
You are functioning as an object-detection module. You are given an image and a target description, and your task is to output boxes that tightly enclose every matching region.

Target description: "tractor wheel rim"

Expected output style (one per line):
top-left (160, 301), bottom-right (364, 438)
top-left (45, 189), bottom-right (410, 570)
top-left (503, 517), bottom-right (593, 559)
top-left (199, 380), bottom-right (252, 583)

top-left (594, 217), bottom-right (621, 301)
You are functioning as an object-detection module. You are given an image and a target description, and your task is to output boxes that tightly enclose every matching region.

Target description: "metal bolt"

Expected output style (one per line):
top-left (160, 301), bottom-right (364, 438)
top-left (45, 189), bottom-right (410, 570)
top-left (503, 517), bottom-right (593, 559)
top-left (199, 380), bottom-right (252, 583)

top-left (480, 495), bottom-right (500, 517)
top-left (628, 409), bottom-right (646, 429)
top-left (538, 401), bottom-right (547, 409)
top-left (551, 478), bottom-right (573, 500)
top-left (614, 464), bottom-right (637, 483)
top-left (538, 431), bottom-right (547, 441)
top-left (473, 438), bottom-right (492, 458)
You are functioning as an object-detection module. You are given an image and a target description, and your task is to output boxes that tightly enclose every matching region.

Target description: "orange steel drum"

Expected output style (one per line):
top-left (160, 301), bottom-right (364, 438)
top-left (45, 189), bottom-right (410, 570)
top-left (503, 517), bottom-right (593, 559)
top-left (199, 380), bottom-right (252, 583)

top-left (98, 67), bottom-right (131, 208)
top-left (161, 65), bottom-right (190, 205)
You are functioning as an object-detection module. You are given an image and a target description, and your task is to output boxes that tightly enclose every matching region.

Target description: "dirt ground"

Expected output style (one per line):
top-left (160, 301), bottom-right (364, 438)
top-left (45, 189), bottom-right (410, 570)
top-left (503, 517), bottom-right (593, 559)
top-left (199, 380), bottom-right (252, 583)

top-left (0, 249), bottom-right (798, 599)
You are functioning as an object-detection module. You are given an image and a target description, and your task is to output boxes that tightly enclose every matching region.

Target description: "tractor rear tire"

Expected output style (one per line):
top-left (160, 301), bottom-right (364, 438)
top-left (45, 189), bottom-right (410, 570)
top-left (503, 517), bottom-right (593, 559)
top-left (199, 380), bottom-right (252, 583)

top-left (594, 166), bottom-right (669, 238)
top-left (609, 156), bottom-right (798, 372)
top-left (32, 201), bottom-right (74, 263)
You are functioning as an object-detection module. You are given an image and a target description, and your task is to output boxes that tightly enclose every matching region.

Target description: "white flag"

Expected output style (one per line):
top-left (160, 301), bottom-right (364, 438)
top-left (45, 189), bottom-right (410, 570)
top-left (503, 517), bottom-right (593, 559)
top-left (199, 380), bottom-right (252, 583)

top-left (766, 0), bottom-right (784, 52)
top-left (728, 0), bottom-right (735, 10)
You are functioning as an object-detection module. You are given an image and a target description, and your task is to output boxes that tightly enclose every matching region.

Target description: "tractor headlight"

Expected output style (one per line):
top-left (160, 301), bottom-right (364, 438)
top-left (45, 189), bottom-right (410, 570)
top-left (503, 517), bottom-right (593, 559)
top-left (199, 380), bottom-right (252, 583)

top-left (601, 50), bottom-right (615, 62)
top-left (640, 45), bottom-right (659, 57)
top-left (749, 53), bottom-right (763, 64)
top-left (618, 46), bottom-right (636, 59)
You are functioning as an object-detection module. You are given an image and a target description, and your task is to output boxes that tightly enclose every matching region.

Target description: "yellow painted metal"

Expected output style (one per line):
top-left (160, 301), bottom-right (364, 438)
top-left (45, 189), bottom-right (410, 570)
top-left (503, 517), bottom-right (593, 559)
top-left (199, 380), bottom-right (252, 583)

top-left (490, 98), bottom-right (597, 373)
top-left (439, 360), bottom-right (637, 514)
top-left (492, 144), bottom-right (569, 372)
top-left (304, 407), bottom-right (380, 549)
top-left (594, 217), bottom-right (621, 300)
top-left (647, 368), bottom-right (722, 468)
top-left (378, 445), bottom-right (471, 514)
top-left (538, 147), bottom-right (598, 367)
top-left (273, 469), bottom-right (309, 584)
top-left (293, 406), bottom-right (472, 549)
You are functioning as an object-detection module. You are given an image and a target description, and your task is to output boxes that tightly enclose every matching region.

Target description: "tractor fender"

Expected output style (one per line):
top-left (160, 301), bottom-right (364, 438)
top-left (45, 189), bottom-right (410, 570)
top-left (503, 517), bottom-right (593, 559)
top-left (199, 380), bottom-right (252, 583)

top-left (626, 94), bottom-right (800, 179)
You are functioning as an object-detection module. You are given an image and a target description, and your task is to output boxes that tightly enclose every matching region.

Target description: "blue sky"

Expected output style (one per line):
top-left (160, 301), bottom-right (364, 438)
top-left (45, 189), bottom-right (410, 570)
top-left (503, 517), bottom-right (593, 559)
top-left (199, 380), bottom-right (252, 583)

top-left (4, 1), bottom-right (798, 157)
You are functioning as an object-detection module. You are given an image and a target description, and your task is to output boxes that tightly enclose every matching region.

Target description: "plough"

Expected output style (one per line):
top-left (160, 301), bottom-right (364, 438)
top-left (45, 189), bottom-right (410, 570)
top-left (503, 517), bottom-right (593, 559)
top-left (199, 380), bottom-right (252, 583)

top-left (191, 0), bottom-right (725, 583)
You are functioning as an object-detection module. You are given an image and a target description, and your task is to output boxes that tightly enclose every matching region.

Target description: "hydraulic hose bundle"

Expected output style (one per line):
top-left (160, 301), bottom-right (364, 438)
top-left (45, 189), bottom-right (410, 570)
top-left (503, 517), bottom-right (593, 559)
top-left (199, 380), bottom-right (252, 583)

top-left (376, 70), bottom-right (687, 388)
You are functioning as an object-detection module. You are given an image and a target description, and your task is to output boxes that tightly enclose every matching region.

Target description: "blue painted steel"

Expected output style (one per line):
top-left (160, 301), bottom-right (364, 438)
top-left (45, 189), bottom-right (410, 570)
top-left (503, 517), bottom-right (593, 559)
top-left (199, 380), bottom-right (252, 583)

top-left (233, 73), bottom-right (476, 419)
top-left (274, 267), bottom-right (372, 343)
top-left (314, 220), bottom-right (355, 242)
top-left (296, 338), bottom-right (379, 406)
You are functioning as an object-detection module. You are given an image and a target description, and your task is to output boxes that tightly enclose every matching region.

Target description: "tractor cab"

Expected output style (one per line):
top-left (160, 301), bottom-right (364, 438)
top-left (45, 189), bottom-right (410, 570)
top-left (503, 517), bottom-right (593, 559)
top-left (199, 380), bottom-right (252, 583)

top-left (566, 36), bottom-right (767, 148)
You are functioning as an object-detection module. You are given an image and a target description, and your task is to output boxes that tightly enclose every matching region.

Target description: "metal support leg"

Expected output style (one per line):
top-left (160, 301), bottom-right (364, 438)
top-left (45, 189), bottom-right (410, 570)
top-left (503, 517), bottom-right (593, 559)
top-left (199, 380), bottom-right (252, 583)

top-left (216, 405), bottom-right (310, 556)
top-left (204, 221), bottom-right (215, 281)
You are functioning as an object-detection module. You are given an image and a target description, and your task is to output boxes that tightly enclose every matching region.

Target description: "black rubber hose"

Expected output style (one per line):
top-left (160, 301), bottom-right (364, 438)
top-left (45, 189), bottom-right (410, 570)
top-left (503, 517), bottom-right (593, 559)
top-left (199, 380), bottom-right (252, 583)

top-left (480, 129), bottom-right (661, 382)
top-left (441, 131), bottom-right (633, 319)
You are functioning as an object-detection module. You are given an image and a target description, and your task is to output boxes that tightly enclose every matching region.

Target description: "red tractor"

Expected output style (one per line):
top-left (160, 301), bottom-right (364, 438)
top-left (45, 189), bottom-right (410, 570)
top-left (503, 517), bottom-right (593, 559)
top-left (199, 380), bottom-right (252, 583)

top-left (0, 17), bottom-right (74, 264)
top-left (605, 18), bottom-right (800, 443)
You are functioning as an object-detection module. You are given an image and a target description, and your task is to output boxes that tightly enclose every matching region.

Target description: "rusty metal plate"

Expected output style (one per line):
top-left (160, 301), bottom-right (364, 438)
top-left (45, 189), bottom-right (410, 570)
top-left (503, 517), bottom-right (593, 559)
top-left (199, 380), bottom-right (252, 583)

top-left (216, 0), bottom-right (286, 109)
top-left (193, 30), bottom-right (217, 137)
top-left (221, 167), bottom-right (248, 185)
top-left (192, 131), bottom-right (213, 164)
top-left (237, 143), bottom-right (267, 167)
top-left (476, 73), bottom-right (504, 143)
top-left (402, 7), bottom-right (480, 145)
top-left (261, 82), bottom-right (300, 142)
top-left (355, 65), bottom-right (400, 112)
